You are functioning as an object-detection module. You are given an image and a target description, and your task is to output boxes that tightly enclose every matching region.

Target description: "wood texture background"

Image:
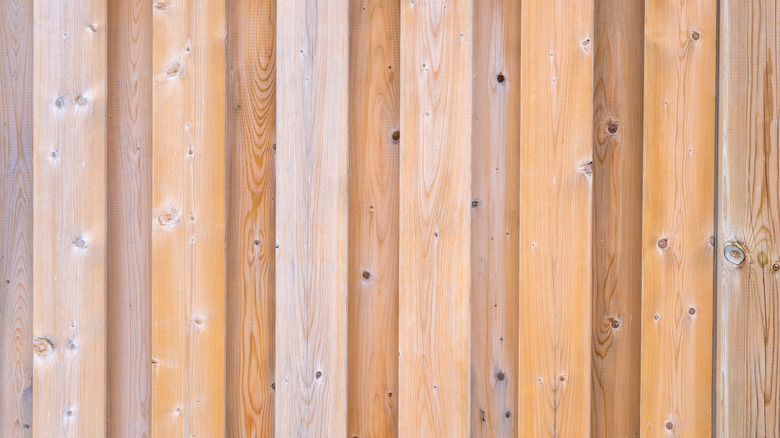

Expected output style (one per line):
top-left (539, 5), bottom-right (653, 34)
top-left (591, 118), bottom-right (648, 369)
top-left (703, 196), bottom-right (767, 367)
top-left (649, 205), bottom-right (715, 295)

top-left (1, 1), bottom-right (778, 437)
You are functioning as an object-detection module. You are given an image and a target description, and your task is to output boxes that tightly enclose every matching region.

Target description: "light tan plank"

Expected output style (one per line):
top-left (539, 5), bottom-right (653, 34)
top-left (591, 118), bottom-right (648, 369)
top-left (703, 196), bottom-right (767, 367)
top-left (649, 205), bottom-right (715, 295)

top-left (347, 0), bottom-right (400, 436)
top-left (517, 0), bottom-right (594, 435)
top-left (590, 0), bottom-right (643, 436)
top-left (151, 1), bottom-right (226, 436)
top-left (226, 0), bottom-right (276, 435)
top-left (106, 0), bottom-right (152, 435)
top-left (716, 0), bottom-right (780, 435)
top-left (0, 0), bottom-right (33, 435)
top-left (398, 0), bottom-right (472, 435)
top-left (640, 0), bottom-right (717, 435)
top-left (275, 0), bottom-right (349, 435)
top-left (32, 0), bottom-right (107, 436)
top-left (471, 0), bottom-right (521, 435)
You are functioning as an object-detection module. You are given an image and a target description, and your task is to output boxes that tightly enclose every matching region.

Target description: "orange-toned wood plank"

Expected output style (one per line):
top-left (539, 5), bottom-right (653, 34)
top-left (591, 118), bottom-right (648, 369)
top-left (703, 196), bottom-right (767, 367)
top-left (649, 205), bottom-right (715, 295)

top-left (106, 0), bottom-right (152, 435)
top-left (347, 0), bottom-right (400, 436)
top-left (590, 0), bottom-right (643, 436)
top-left (716, 0), bottom-right (780, 435)
top-left (398, 0), bottom-right (472, 435)
top-left (517, 0), bottom-right (594, 435)
top-left (640, 0), bottom-right (717, 435)
top-left (0, 0), bottom-right (33, 434)
top-left (225, 0), bottom-right (276, 435)
top-left (275, 0), bottom-right (349, 435)
top-left (471, 0), bottom-right (521, 435)
top-left (151, 1), bottom-right (226, 435)
top-left (32, 0), bottom-right (107, 435)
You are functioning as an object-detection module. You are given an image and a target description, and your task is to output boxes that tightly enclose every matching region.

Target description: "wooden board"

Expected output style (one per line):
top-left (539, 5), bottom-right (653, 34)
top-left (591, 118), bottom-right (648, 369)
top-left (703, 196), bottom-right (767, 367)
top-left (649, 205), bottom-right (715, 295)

top-left (590, 0), bottom-right (643, 436)
top-left (716, 0), bottom-right (780, 435)
top-left (398, 0), bottom-right (472, 435)
top-left (225, 0), bottom-right (276, 435)
top-left (151, 1), bottom-right (226, 436)
top-left (640, 0), bottom-right (717, 435)
top-left (275, 0), bottom-right (349, 435)
top-left (32, 0), bottom-right (108, 436)
top-left (106, 0), bottom-right (152, 435)
top-left (517, 0), bottom-right (594, 435)
top-left (347, 0), bottom-right (400, 436)
top-left (470, 0), bottom-right (521, 435)
top-left (0, 0), bottom-right (33, 434)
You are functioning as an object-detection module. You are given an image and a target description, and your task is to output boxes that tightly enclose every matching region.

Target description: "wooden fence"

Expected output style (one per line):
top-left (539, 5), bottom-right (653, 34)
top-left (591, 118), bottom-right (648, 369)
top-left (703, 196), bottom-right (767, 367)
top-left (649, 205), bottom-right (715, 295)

top-left (0, 0), bottom-right (777, 436)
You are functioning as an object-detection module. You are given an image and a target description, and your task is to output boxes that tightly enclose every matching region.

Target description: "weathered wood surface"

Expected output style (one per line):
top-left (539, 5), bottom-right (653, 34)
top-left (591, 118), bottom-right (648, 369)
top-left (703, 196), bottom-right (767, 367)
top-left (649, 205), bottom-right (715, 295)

top-left (151, 1), bottom-right (226, 435)
top-left (106, 0), bottom-right (152, 435)
top-left (347, 0), bottom-right (400, 436)
top-left (32, 0), bottom-right (108, 436)
top-left (225, 0), bottom-right (276, 436)
top-left (716, 0), bottom-right (780, 435)
top-left (471, 0), bottom-right (521, 435)
top-left (0, 0), bottom-right (33, 435)
top-left (640, 0), bottom-right (717, 435)
top-left (399, 0), bottom-right (473, 435)
top-left (590, 0), bottom-right (644, 436)
top-left (275, 0), bottom-right (349, 435)
top-left (517, 0), bottom-right (594, 436)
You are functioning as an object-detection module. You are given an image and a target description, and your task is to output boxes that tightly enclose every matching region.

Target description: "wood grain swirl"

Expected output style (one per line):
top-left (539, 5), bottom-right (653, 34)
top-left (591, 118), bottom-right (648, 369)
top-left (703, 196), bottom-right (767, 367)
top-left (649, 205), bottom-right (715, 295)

top-left (0, 0), bottom-right (33, 435)
top-left (347, 0), bottom-right (400, 436)
top-left (226, 0), bottom-right (276, 435)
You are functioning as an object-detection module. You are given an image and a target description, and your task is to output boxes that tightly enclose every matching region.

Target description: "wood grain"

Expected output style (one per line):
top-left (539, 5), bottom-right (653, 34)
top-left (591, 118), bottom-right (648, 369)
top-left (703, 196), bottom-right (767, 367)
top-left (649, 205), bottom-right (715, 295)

top-left (471, 0), bottom-right (520, 435)
top-left (716, 0), bottom-right (780, 435)
top-left (151, 1), bottom-right (226, 436)
top-left (590, 0), bottom-right (643, 436)
top-left (106, 0), bottom-right (152, 435)
top-left (517, 0), bottom-right (594, 435)
top-left (226, 0), bottom-right (276, 435)
top-left (398, 0), bottom-right (472, 435)
top-left (0, 0), bottom-right (33, 435)
top-left (32, 0), bottom-right (107, 436)
top-left (347, 0), bottom-right (400, 436)
top-left (275, 0), bottom-right (349, 435)
top-left (640, 0), bottom-right (717, 435)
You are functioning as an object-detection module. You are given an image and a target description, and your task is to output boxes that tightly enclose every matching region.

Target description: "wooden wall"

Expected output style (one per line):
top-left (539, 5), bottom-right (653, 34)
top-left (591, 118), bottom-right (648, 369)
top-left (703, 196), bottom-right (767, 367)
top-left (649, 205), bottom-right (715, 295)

top-left (0, 0), bottom-right (777, 437)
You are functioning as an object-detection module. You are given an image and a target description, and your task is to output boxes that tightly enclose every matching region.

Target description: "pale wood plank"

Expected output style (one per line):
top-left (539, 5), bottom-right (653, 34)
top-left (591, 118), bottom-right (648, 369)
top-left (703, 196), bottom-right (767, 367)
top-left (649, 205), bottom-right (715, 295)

top-left (716, 0), bottom-right (780, 435)
top-left (32, 0), bottom-right (107, 436)
top-left (347, 0), bottom-right (400, 436)
top-left (640, 0), bottom-right (717, 435)
top-left (275, 0), bottom-right (349, 435)
top-left (151, 1), bottom-right (226, 435)
top-left (0, 0), bottom-right (33, 435)
top-left (106, 0), bottom-right (152, 435)
top-left (398, 0), bottom-right (472, 435)
top-left (471, 0), bottom-right (521, 435)
top-left (517, 0), bottom-right (594, 435)
top-left (226, 0), bottom-right (276, 435)
top-left (590, 0), bottom-right (643, 436)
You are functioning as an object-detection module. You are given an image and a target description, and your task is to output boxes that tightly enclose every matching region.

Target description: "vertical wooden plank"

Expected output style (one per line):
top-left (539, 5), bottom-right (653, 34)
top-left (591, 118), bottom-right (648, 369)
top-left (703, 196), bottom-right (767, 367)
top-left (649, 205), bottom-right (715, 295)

top-left (0, 0), bottom-right (33, 435)
top-left (398, 0), bottom-right (472, 435)
top-left (225, 0), bottom-right (275, 435)
top-left (471, 0), bottom-right (520, 435)
top-left (716, 0), bottom-right (780, 435)
top-left (590, 0), bottom-right (643, 436)
top-left (517, 0), bottom-right (594, 435)
top-left (347, 0), bottom-right (400, 436)
top-left (32, 0), bottom-right (107, 436)
top-left (275, 0), bottom-right (349, 435)
top-left (106, 0), bottom-right (152, 435)
top-left (151, 1), bottom-right (226, 436)
top-left (640, 0), bottom-right (716, 435)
